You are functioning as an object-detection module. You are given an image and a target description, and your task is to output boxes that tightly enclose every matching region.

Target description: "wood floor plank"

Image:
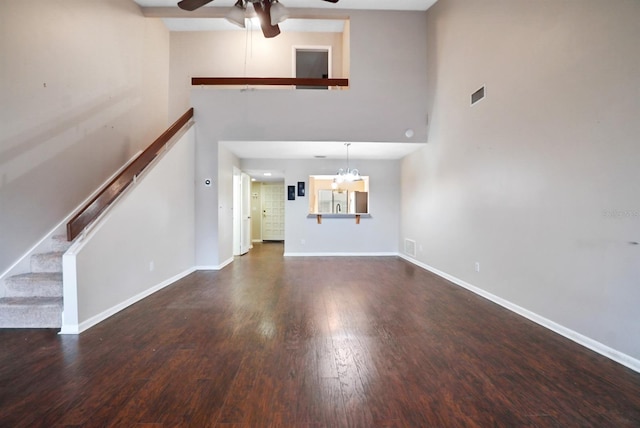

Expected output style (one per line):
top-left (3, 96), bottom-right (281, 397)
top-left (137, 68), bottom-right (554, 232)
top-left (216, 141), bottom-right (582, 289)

top-left (1, 242), bottom-right (640, 427)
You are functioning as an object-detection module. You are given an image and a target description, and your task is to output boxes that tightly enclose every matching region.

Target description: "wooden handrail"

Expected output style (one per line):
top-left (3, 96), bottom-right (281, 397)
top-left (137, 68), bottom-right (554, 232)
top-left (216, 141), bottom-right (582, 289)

top-left (192, 77), bottom-right (349, 87)
top-left (66, 108), bottom-right (194, 241)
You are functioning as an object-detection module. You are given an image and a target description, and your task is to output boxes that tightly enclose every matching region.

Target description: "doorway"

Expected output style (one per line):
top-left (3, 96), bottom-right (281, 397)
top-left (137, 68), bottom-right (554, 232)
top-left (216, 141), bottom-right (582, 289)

top-left (293, 46), bottom-right (331, 90)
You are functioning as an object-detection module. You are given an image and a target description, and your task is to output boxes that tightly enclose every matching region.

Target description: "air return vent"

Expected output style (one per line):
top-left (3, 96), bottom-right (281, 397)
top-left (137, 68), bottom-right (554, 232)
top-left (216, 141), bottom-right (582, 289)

top-left (404, 239), bottom-right (417, 257)
top-left (471, 86), bottom-right (485, 105)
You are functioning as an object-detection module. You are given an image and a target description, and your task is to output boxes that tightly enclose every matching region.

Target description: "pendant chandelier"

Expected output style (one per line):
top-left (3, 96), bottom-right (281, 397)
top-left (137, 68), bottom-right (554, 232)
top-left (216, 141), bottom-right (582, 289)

top-left (335, 143), bottom-right (361, 183)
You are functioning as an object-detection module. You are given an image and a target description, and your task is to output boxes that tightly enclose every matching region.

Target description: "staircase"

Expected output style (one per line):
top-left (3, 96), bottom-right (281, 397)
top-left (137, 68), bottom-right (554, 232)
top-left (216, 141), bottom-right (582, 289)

top-left (0, 235), bottom-right (69, 328)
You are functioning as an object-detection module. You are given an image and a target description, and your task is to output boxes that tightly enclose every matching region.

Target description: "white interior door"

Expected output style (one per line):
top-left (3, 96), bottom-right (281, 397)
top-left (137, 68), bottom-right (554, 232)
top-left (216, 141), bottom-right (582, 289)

top-left (240, 172), bottom-right (251, 254)
top-left (234, 169), bottom-right (252, 256)
top-left (232, 168), bottom-right (241, 256)
top-left (261, 183), bottom-right (284, 241)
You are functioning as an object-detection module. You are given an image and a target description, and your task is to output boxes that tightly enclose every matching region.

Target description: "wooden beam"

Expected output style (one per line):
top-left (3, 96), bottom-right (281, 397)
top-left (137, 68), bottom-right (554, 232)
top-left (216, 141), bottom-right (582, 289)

top-left (192, 77), bottom-right (349, 87)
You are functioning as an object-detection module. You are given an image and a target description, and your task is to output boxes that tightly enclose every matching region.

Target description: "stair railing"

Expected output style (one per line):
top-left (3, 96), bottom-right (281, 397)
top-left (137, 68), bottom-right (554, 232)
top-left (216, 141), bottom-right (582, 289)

top-left (66, 108), bottom-right (194, 241)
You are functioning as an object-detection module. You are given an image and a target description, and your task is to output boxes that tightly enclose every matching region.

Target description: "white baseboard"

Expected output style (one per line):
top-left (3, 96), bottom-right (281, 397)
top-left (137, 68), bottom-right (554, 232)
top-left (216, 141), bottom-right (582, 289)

top-left (59, 267), bottom-right (195, 335)
top-left (195, 257), bottom-right (234, 271)
top-left (284, 252), bottom-right (398, 257)
top-left (194, 266), bottom-right (219, 271)
top-left (218, 257), bottom-right (234, 269)
top-left (399, 254), bottom-right (640, 374)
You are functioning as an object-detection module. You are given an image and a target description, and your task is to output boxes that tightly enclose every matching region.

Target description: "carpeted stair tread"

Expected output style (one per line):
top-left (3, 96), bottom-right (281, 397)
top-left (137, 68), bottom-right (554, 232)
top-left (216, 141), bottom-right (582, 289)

top-left (0, 297), bottom-right (63, 328)
top-left (51, 235), bottom-right (73, 252)
top-left (4, 272), bottom-right (63, 297)
top-left (30, 251), bottom-right (65, 273)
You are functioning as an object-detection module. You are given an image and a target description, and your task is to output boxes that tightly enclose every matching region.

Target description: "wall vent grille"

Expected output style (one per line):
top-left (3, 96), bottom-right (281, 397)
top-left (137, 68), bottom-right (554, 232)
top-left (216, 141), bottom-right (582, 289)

top-left (404, 239), bottom-right (416, 257)
top-left (471, 86), bottom-right (485, 105)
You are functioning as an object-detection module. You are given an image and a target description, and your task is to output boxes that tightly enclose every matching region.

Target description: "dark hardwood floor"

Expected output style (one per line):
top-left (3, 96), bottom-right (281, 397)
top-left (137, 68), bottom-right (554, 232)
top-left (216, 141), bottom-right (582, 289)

top-left (1, 242), bottom-right (639, 427)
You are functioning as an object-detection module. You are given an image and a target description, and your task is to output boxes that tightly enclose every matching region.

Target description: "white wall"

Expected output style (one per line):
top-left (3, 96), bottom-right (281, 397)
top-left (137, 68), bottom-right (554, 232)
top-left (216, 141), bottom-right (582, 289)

top-left (62, 127), bottom-right (195, 332)
top-left (0, 0), bottom-right (170, 275)
top-left (241, 158), bottom-right (400, 255)
top-left (191, 10), bottom-right (429, 267)
top-left (401, 0), bottom-right (640, 363)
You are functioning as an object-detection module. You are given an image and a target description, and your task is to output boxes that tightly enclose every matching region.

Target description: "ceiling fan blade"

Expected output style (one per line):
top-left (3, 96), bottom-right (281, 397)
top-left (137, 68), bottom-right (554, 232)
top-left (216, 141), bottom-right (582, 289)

top-left (252, 1), bottom-right (281, 38)
top-left (321, 0), bottom-right (340, 3)
top-left (177, 0), bottom-right (214, 11)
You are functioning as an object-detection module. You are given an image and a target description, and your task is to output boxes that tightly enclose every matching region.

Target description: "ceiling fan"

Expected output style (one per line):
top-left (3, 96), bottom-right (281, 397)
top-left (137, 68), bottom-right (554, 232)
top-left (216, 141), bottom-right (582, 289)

top-left (177, 0), bottom-right (339, 38)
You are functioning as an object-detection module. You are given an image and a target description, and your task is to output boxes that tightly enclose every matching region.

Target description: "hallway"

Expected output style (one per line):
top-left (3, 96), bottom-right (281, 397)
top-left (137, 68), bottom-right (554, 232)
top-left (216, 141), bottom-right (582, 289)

top-left (1, 243), bottom-right (639, 426)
